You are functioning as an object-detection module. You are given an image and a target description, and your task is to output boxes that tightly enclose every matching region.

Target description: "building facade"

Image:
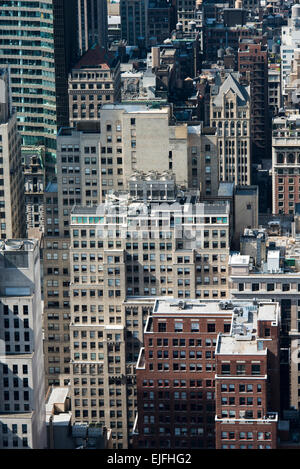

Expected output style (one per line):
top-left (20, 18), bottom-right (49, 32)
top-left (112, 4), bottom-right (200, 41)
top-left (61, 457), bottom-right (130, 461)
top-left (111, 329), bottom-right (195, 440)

top-left (77, 0), bottom-right (108, 54)
top-left (22, 146), bottom-right (45, 235)
top-left (43, 124), bottom-right (102, 389)
top-left (0, 239), bottom-right (46, 449)
top-left (210, 73), bottom-right (251, 186)
top-left (133, 298), bottom-right (279, 449)
top-left (0, 68), bottom-right (24, 240)
top-left (272, 113), bottom-right (300, 215)
top-left (67, 197), bottom-right (230, 448)
top-left (134, 298), bottom-right (233, 449)
top-left (215, 301), bottom-right (280, 449)
top-left (238, 40), bottom-right (270, 161)
top-left (120, 0), bottom-right (148, 47)
top-left (0, 0), bottom-right (77, 179)
top-left (229, 247), bottom-right (300, 413)
top-left (68, 45), bottom-right (121, 128)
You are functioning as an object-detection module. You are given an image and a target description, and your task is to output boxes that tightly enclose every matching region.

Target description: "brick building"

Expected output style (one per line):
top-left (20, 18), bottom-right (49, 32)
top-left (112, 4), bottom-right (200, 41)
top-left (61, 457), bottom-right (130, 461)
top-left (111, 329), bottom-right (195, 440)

top-left (272, 112), bottom-right (300, 215)
top-left (238, 40), bottom-right (270, 162)
top-left (133, 298), bottom-right (280, 449)
top-left (215, 301), bottom-right (280, 449)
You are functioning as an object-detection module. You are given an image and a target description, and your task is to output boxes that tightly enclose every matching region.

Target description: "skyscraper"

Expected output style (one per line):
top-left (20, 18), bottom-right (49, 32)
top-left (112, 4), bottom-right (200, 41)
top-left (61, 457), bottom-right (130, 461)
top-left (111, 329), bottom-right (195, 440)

top-left (0, 0), bottom-right (77, 181)
top-left (77, 0), bottom-right (108, 55)
top-left (0, 68), bottom-right (24, 240)
top-left (0, 239), bottom-right (46, 449)
top-left (120, 0), bottom-right (148, 47)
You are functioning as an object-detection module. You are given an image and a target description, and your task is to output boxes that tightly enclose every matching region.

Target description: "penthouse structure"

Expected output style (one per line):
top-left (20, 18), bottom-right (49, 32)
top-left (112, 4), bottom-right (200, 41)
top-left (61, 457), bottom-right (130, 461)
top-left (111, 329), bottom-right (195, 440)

top-left (133, 298), bottom-right (279, 449)
top-left (0, 239), bottom-right (46, 449)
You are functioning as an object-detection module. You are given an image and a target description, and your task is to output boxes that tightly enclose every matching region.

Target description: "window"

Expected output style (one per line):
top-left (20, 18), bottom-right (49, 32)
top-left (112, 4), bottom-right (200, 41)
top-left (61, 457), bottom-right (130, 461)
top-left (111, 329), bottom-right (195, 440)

top-left (221, 364), bottom-right (230, 375)
top-left (174, 322), bottom-right (183, 332)
top-left (251, 364), bottom-right (260, 375)
top-left (158, 323), bottom-right (166, 332)
top-left (236, 364), bottom-right (245, 375)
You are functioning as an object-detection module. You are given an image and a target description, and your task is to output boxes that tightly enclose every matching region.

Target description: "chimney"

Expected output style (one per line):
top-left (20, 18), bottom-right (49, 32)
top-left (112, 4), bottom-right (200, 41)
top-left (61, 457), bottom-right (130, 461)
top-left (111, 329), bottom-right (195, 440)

top-left (152, 47), bottom-right (160, 68)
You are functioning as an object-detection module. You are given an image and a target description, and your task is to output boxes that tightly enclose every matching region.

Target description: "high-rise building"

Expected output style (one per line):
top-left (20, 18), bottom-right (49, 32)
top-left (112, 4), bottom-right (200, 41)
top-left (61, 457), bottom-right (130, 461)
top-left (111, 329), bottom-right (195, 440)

top-left (0, 68), bottom-right (24, 240)
top-left (176, 0), bottom-right (196, 33)
top-left (22, 146), bottom-right (45, 235)
top-left (98, 103), bottom-right (219, 198)
top-left (120, 0), bottom-right (148, 47)
top-left (147, 0), bottom-right (176, 45)
top-left (281, 4), bottom-right (300, 99)
top-left (215, 300), bottom-right (280, 449)
top-left (42, 108), bottom-right (221, 389)
top-left (271, 112), bottom-right (300, 215)
top-left (77, 0), bottom-right (108, 55)
top-left (0, 0), bottom-right (77, 180)
top-left (229, 246), bottom-right (300, 414)
top-left (238, 40), bottom-right (270, 161)
top-left (134, 298), bottom-right (233, 449)
top-left (43, 124), bottom-right (101, 389)
top-left (67, 196), bottom-right (230, 448)
top-left (68, 45), bottom-right (121, 128)
top-left (133, 298), bottom-right (280, 449)
top-left (0, 239), bottom-right (46, 449)
top-left (210, 73), bottom-right (251, 186)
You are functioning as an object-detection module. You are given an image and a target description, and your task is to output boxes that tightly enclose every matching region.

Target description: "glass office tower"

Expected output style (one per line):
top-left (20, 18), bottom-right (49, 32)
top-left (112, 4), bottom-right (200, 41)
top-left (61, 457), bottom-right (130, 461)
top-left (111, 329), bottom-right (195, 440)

top-left (0, 0), bottom-right (77, 181)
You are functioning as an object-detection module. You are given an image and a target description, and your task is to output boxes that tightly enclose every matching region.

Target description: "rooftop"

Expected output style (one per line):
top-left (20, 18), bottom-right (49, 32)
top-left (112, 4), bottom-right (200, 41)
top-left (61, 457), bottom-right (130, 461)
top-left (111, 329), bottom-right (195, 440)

top-left (216, 301), bottom-right (279, 356)
top-left (0, 239), bottom-right (37, 252)
top-left (229, 254), bottom-right (250, 266)
top-left (73, 44), bottom-right (117, 70)
top-left (101, 103), bottom-right (170, 113)
top-left (152, 298), bottom-right (241, 317)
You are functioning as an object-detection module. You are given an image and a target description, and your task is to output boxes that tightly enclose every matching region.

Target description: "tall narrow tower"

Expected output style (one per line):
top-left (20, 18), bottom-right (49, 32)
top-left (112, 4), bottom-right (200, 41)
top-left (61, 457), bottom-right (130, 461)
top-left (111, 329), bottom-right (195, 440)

top-left (77, 0), bottom-right (108, 54)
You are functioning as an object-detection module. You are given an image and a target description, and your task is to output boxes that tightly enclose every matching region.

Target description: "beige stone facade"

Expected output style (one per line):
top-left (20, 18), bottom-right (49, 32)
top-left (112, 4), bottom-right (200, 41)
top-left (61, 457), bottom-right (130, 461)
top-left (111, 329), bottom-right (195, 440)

top-left (68, 46), bottom-right (121, 128)
top-left (0, 69), bottom-right (24, 240)
top-left (210, 73), bottom-right (251, 186)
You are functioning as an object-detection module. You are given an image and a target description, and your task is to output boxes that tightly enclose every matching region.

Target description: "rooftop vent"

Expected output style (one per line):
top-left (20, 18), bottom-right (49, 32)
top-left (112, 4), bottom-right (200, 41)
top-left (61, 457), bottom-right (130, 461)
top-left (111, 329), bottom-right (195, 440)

top-left (219, 300), bottom-right (233, 310)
